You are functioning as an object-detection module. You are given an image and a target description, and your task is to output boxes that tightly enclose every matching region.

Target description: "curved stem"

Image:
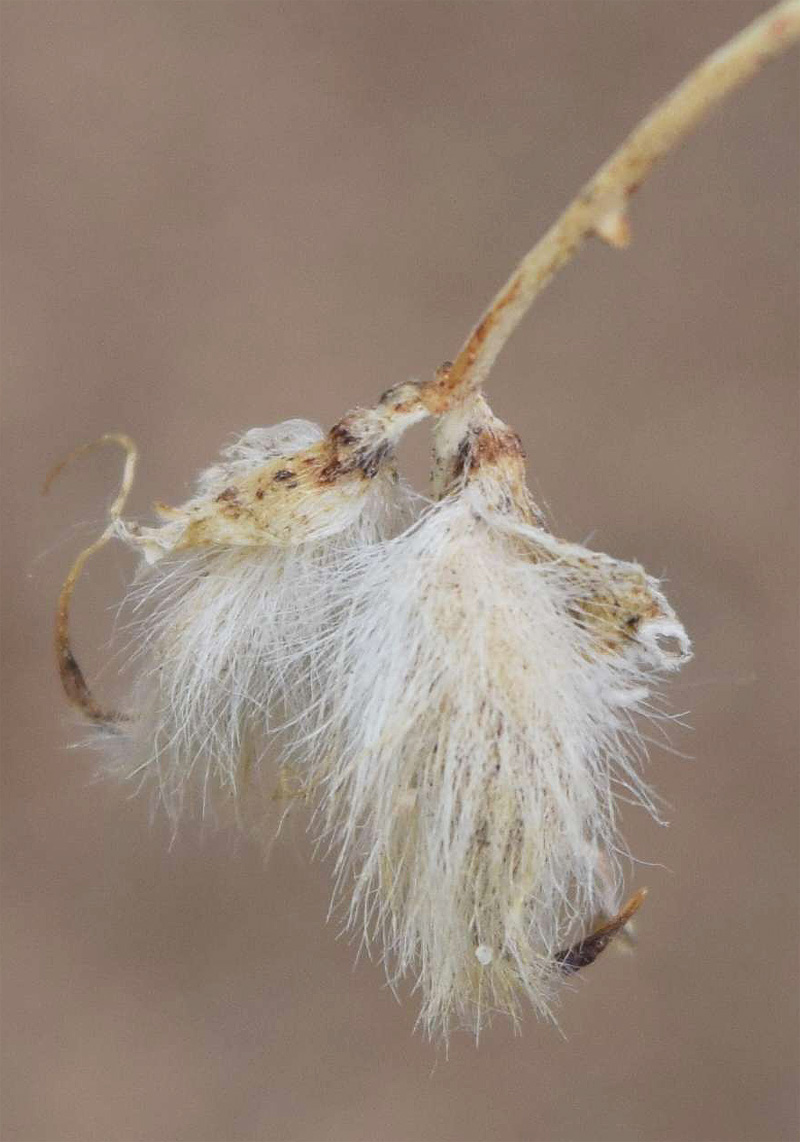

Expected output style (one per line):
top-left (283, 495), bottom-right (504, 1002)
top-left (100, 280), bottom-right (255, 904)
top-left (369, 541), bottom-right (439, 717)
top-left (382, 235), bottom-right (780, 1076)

top-left (423, 0), bottom-right (800, 411)
top-left (45, 434), bottom-right (138, 726)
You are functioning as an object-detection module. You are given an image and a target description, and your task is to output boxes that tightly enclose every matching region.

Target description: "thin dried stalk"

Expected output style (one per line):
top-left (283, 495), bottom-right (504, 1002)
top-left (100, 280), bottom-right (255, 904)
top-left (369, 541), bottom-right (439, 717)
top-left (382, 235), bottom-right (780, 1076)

top-left (45, 434), bottom-right (138, 724)
top-left (424, 0), bottom-right (800, 412)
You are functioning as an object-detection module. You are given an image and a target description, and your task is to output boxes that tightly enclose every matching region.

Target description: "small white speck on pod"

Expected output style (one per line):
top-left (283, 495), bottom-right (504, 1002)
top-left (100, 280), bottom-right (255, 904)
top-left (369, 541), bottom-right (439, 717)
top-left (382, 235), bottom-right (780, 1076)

top-left (475, 945), bottom-right (494, 966)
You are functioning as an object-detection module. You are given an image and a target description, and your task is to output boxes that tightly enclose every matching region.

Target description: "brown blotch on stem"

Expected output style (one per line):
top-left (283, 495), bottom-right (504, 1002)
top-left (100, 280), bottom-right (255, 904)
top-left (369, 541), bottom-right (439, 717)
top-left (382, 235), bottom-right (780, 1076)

top-left (215, 485), bottom-right (239, 502)
top-left (452, 423), bottom-right (526, 480)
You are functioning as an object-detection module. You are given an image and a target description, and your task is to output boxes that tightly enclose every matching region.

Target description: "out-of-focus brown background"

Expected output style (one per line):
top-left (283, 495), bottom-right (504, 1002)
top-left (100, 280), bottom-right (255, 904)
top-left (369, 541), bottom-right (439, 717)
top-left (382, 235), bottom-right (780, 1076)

top-left (2, 3), bottom-right (797, 1140)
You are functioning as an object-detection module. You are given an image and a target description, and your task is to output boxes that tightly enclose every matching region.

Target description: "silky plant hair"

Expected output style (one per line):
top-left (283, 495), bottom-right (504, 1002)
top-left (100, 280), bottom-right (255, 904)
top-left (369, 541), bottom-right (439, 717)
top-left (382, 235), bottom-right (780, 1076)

top-left (55, 386), bottom-right (426, 824)
top-left (49, 2), bottom-right (800, 1040)
top-left (297, 395), bottom-right (689, 1036)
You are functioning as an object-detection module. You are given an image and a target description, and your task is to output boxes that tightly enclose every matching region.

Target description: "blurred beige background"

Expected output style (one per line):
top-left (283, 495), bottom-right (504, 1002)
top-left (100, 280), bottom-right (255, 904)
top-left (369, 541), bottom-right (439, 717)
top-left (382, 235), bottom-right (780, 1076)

top-left (2, 3), bottom-right (798, 1141)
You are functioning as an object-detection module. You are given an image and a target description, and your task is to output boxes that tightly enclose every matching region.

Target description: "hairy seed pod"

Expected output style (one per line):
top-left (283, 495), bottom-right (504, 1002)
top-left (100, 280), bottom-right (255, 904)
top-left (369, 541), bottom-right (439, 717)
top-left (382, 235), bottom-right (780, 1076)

top-left (69, 386), bottom-right (427, 823)
top-left (300, 394), bottom-right (690, 1037)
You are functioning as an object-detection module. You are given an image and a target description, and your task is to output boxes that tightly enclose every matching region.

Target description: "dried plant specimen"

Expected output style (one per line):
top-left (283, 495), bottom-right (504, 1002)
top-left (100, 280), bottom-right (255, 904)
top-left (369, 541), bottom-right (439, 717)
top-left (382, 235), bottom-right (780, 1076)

top-left (49, 3), bottom-right (800, 1038)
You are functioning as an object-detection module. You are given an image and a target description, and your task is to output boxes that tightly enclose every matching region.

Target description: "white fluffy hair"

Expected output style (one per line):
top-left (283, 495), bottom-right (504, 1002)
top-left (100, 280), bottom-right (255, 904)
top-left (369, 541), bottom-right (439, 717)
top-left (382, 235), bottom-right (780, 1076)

top-left (57, 382), bottom-right (690, 1038)
top-left (298, 395), bottom-right (691, 1037)
top-left (104, 387), bottom-right (425, 823)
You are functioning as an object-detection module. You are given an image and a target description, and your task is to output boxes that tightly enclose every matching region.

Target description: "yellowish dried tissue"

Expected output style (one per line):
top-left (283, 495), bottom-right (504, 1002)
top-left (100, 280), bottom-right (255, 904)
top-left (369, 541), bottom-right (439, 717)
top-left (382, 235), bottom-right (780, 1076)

top-left (50, 2), bottom-right (800, 1038)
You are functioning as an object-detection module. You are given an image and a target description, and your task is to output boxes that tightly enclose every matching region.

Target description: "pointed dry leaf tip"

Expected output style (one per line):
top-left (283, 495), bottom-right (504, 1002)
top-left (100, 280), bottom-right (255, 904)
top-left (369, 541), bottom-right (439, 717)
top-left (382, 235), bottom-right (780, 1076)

top-left (45, 434), bottom-right (138, 727)
top-left (556, 888), bottom-right (648, 973)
